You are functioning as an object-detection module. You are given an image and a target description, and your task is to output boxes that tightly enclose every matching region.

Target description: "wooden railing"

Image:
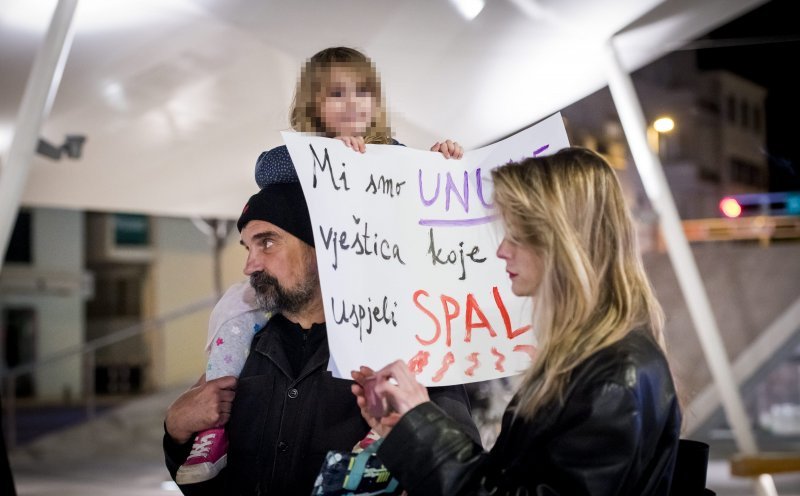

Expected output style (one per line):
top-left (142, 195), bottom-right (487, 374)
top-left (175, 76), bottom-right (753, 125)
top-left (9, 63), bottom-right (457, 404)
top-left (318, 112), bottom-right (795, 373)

top-left (656, 215), bottom-right (800, 249)
top-left (0, 295), bottom-right (216, 449)
top-left (731, 452), bottom-right (800, 477)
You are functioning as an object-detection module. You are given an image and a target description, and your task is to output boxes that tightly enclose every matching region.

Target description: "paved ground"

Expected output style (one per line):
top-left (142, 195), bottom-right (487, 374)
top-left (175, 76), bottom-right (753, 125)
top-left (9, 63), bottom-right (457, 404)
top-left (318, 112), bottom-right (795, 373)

top-left (8, 386), bottom-right (183, 496)
top-left (7, 403), bottom-right (114, 446)
top-left (5, 385), bottom-right (800, 496)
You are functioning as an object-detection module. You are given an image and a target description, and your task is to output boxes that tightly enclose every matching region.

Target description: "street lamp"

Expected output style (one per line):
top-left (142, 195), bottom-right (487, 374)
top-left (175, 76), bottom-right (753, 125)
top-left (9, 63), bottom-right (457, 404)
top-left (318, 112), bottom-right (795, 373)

top-left (647, 116), bottom-right (675, 159)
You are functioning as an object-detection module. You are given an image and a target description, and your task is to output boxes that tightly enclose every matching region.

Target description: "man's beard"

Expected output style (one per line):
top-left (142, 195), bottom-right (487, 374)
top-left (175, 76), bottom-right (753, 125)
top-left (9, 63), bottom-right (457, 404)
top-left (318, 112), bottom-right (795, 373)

top-left (250, 267), bottom-right (318, 315)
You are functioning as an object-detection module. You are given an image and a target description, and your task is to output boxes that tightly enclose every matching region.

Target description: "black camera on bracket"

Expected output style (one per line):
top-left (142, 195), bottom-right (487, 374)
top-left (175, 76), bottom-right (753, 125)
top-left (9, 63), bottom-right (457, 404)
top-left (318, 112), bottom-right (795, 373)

top-left (36, 134), bottom-right (87, 160)
top-left (63, 135), bottom-right (86, 159)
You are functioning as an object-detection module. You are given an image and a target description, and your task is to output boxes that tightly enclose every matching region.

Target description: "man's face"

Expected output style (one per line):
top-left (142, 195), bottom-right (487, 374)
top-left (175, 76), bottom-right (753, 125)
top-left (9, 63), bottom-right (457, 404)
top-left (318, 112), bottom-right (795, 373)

top-left (241, 220), bottom-right (319, 314)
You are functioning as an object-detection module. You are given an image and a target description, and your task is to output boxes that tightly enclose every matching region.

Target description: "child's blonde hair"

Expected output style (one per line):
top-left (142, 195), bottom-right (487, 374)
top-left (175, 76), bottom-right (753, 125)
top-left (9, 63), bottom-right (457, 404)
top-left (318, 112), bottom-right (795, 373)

top-left (290, 47), bottom-right (392, 144)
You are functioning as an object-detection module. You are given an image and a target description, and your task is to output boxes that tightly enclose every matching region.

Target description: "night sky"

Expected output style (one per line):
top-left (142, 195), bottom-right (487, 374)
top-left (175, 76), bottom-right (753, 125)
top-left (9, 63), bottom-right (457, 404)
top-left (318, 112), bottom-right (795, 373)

top-left (695, 0), bottom-right (800, 191)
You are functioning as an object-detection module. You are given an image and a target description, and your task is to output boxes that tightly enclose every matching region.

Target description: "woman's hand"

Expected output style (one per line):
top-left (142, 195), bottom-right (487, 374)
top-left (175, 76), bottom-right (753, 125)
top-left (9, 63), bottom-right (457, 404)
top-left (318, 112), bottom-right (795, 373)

top-left (430, 139), bottom-right (463, 159)
top-left (165, 374), bottom-right (237, 444)
top-left (336, 136), bottom-right (367, 153)
top-left (351, 360), bottom-right (431, 432)
top-left (373, 360), bottom-right (431, 415)
top-left (352, 367), bottom-right (401, 437)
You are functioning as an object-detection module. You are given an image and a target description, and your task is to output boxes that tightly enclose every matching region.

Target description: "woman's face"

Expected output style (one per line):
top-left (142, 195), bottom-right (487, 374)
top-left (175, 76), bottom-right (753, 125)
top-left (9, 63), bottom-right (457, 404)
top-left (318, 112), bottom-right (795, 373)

top-left (496, 235), bottom-right (544, 297)
top-left (318, 66), bottom-right (376, 137)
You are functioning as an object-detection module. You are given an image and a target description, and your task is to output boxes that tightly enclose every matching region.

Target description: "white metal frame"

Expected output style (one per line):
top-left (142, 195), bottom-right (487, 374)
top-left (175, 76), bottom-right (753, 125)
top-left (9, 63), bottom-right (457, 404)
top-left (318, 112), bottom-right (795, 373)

top-left (0, 0), bottom-right (79, 271)
top-left (603, 38), bottom-right (778, 496)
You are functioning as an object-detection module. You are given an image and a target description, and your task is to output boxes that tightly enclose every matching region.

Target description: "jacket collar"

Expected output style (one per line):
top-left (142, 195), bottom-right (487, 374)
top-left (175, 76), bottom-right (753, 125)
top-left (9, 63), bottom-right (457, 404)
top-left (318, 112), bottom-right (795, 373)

top-left (252, 313), bottom-right (330, 383)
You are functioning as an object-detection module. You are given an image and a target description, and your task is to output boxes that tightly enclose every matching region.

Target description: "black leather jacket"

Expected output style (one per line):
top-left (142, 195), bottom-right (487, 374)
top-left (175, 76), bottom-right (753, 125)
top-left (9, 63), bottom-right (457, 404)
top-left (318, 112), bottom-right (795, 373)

top-left (378, 329), bottom-right (682, 496)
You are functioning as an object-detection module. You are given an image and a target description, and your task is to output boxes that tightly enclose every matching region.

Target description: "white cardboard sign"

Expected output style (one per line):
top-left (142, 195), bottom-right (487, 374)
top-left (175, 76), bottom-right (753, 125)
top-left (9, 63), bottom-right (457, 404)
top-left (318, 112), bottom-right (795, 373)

top-left (284, 113), bottom-right (569, 386)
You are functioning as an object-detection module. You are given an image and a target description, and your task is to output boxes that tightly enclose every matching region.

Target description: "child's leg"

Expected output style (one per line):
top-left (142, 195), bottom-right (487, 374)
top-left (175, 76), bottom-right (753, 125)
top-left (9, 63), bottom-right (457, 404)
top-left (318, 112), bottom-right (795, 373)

top-left (176, 304), bottom-right (267, 485)
top-left (205, 309), bottom-right (266, 381)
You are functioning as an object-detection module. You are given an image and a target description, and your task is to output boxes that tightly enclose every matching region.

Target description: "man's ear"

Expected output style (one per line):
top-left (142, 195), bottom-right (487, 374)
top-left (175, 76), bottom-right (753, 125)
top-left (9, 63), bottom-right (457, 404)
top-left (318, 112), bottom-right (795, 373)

top-left (304, 243), bottom-right (317, 260)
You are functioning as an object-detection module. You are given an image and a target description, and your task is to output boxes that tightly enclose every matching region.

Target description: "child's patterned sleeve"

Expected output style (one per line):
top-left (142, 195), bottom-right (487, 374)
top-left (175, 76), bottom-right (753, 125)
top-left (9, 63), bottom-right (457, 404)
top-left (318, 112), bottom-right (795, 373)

top-left (255, 145), bottom-right (300, 188)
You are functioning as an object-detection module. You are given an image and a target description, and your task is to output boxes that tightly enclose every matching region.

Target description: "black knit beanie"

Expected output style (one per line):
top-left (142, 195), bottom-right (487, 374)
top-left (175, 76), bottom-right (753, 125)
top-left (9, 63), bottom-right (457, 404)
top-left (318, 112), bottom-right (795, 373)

top-left (236, 182), bottom-right (315, 247)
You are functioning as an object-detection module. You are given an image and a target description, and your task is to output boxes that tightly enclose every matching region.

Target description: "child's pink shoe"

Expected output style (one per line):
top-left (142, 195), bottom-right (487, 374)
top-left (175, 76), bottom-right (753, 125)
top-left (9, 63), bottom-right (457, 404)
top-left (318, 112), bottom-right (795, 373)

top-left (175, 427), bottom-right (228, 485)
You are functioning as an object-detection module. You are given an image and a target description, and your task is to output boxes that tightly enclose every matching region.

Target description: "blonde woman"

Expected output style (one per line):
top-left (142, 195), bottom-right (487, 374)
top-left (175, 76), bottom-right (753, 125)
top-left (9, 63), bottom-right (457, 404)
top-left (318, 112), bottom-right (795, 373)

top-left (352, 147), bottom-right (682, 495)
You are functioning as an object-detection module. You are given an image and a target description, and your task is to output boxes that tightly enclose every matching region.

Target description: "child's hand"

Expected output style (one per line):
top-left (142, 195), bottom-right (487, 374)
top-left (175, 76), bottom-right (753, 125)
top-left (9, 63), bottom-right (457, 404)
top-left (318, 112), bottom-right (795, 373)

top-left (336, 136), bottom-right (367, 153)
top-left (430, 139), bottom-right (463, 159)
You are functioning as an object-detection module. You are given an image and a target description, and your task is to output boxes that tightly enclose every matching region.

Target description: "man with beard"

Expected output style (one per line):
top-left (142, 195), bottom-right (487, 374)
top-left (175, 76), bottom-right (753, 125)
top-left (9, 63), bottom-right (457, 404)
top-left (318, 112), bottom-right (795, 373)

top-left (163, 182), bottom-right (479, 495)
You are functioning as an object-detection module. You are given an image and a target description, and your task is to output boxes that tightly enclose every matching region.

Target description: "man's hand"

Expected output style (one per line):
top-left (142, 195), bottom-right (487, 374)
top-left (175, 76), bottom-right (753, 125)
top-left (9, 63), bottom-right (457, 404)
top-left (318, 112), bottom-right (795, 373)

top-left (165, 374), bottom-right (237, 444)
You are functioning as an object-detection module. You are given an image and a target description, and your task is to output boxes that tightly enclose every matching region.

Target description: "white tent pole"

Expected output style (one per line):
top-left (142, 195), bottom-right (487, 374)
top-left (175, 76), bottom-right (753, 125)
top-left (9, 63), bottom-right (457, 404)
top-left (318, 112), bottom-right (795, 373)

top-left (0, 0), bottom-right (79, 270)
top-left (602, 39), bottom-right (778, 496)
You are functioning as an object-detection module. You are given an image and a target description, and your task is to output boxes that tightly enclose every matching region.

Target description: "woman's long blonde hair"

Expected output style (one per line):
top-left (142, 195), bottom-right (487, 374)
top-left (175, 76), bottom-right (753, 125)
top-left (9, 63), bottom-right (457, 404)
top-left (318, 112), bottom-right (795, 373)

top-left (491, 147), bottom-right (666, 420)
top-left (290, 46), bottom-right (393, 144)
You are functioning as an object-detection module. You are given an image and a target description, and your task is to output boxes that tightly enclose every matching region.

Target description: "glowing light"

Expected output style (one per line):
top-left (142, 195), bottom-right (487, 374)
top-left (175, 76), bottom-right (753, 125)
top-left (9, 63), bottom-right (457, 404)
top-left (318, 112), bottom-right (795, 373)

top-left (1, 0), bottom-right (201, 33)
top-left (0, 0), bottom-right (56, 32)
top-left (653, 116), bottom-right (675, 133)
top-left (0, 124), bottom-right (14, 155)
top-left (103, 81), bottom-right (128, 111)
top-left (449, 0), bottom-right (485, 20)
top-left (720, 197), bottom-right (742, 218)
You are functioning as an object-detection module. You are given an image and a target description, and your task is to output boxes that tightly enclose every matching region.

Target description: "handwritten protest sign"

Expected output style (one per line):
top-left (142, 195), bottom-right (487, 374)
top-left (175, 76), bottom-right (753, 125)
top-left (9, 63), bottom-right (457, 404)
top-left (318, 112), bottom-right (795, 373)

top-left (284, 113), bottom-right (569, 386)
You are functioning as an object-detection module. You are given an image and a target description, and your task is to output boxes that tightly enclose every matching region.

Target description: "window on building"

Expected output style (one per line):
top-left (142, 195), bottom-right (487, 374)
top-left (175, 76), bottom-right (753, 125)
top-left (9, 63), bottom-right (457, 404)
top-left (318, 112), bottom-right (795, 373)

top-left (2, 307), bottom-right (36, 397)
top-left (86, 269), bottom-right (144, 319)
top-left (740, 99), bottom-right (749, 128)
top-left (4, 211), bottom-right (32, 264)
top-left (753, 107), bottom-right (762, 133)
top-left (699, 166), bottom-right (721, 183)
top-left (113, 214), bottom-right (150, 247)
top-left (730, 158), bottom-right (765, 188)
top-left (726, 95), bottom-right (736, 124)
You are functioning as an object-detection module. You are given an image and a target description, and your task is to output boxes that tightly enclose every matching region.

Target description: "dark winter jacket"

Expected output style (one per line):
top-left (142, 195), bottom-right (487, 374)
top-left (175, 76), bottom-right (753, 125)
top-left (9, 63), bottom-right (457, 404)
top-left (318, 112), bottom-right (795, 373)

top-left (164, 313), bottom-right (479, 495)
top-left (378, 328), bottom-right (682, 496)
